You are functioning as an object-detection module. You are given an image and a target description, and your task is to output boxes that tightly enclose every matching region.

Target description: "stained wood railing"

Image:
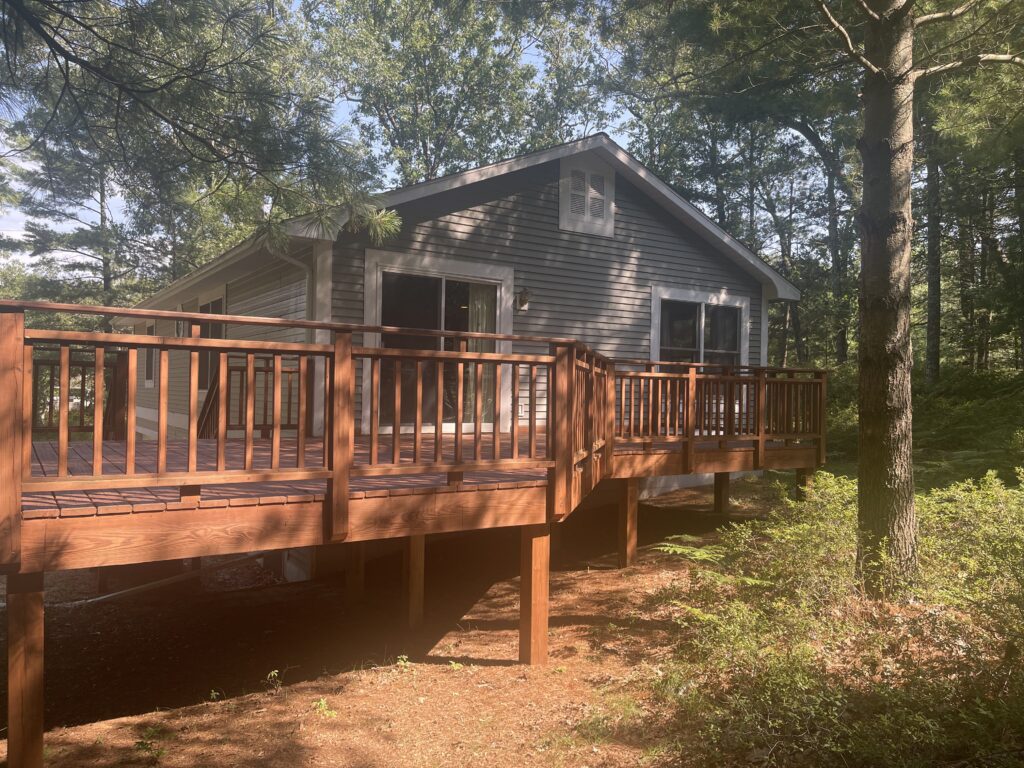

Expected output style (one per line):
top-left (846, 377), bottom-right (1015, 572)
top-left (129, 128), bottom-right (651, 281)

top-left (0, 301), bottom-right (825, 570)
top-left (612, 360), bottom-right (826, 470)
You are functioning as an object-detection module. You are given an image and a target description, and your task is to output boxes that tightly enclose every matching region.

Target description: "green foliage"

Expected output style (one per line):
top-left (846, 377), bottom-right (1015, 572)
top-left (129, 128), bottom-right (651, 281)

top-left (654, 473), bottom-right (1024, 767)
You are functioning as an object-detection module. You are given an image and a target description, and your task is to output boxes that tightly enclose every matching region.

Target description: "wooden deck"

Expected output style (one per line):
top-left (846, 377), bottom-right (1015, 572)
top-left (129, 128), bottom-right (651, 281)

top-left (0, 300), bottom-right (827, 768)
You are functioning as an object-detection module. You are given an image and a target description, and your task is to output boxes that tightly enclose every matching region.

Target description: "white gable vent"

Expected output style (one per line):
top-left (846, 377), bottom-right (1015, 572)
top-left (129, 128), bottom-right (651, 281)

top-left (559, 156), bottom-right (614, 238)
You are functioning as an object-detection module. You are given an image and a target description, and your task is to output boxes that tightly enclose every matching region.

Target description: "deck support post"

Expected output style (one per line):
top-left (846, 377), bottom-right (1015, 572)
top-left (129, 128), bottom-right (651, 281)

top-left (617, 478), bottom-right (638, 568)
top-left (519, 523), bottom-right (550, 665)
top-left (7, 571), bottom-right (44, 768)
top-left (713, 472), bottom-right (730, 516)
top-left (406, 534), bottom-right (425, 630)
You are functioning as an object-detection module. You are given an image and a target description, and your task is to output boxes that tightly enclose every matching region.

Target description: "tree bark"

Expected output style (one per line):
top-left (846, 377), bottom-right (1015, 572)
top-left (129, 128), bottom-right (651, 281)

top-left (827, 169), bottom-right (850, 364)
top-left (856, 2), bottom-right (917, 595)
top-left (924, 142), bottom-right (942, 385)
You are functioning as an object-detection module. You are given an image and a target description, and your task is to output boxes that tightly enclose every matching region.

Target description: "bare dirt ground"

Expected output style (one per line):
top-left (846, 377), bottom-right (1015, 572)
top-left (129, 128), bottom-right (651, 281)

top-left (0, 478), bottom-right (779, 768)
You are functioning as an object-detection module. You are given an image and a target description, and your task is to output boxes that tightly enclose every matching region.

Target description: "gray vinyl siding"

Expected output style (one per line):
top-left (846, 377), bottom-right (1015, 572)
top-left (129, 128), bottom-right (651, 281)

top-left (333, 160), bottom-right (764, 419)
top-left (133, 252), bottom-right (310, 439)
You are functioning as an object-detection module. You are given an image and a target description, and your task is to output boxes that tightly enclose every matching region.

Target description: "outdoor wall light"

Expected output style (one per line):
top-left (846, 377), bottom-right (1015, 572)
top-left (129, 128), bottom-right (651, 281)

top-left (515, 288), bottom-right (531, 311)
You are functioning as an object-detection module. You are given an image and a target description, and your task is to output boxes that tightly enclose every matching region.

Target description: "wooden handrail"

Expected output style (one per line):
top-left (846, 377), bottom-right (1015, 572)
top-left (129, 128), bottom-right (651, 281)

top-left (2, 302), bottom-right (826, 556)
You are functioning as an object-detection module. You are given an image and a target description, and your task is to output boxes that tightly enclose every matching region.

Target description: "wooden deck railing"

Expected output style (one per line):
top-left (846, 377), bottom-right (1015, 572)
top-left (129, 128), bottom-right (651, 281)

top-left (0, 301), bottom-right (826, 572)
top-left (612, 360), bottom-right (826, 471)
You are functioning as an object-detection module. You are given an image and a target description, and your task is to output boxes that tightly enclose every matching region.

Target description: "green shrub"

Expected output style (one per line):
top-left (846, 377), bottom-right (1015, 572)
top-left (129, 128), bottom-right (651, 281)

top-left (656, 472), bottom-right (1024, 767)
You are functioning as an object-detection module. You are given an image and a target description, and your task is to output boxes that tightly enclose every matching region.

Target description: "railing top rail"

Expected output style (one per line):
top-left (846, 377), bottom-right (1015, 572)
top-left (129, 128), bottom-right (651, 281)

top-left (611, 358), bottom-right (828, 376)
top-left (0, 299), bottom-right (614, 363)
top-left (0, 299), bottom-right (614, 355)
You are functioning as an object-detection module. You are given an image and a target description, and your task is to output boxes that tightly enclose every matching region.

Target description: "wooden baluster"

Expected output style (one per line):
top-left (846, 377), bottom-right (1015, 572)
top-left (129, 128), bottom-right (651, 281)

top-left (528, 364), bottom-right (537, 459)
top-left (493, 363), bottom-right (501, 460)
top-left (217, 352), bottom-right (228, 471)
top-left (392, 359), bottom-right (402, 465)
top-left (244, 352), bottom-right (255, 471)
top-left (414, 360), bottom-right (423, 464)
top-left (323, 354), bottom-right (332, 468)
top-left (369, 357), bottom-right (380, 465)
top-left (271, 355), bottom-right (283, 469)
top-left (511, 363), bottom-right (520, 460)
top-left (455, 352), bottom-right (465, 464)
top-left (125, 348), bottom-right (137, 474)
top-left (93, 347), bottom-right (104, 476)
top-left (22, 345), bottom-right (33, 482)
top-left (188, 324), bottom-right (200, 474)
top-left (638, 377), bottom-right (645, 438)
top-left (474, 362), bottom-right (483, 461)
top-left (297, 356), bottom-right (307, 469)
top-left (157, 347), bottom-right (169, 474)
top-left (57, 344), bottom-right (69, 477)
top-left (434, 361), bottom-right (444, 463)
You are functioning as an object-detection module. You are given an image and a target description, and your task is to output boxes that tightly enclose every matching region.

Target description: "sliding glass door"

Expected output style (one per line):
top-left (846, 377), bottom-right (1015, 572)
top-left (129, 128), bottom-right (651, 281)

top-left (379, 271), bottom-right (497, 428)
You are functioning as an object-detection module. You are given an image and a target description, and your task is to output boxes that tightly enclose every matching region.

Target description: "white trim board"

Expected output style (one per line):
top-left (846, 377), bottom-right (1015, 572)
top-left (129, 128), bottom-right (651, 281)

top-left (650, 285), bottom-right (750, 365)
top-left (361, 248), bottom-right (514, 434)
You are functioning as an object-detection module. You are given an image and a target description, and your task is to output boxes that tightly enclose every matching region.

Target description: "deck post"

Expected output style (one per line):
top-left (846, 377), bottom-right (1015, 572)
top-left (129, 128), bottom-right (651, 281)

top-left (817, 372), bottom-right (828, 466)
top-left (519, 523), bottom-right (550, 665)
top-left (713, 472), bottom-right (730, 516)
top-left (755, 369), bottom-right (767, 469)
top-left (406, 534), bottom-right (425, 629)
top-left (617, 478), bottom-right (638, 568)
top-left (549, 344), bottom-right (573, 520)
top-left (603, 361), bottom-right (616, 479)
top-left (7, 571), bottom-right (44, 768)
top-left (326, 332), bottom-right (353, 541)
top-left (684, 367), bottom-right (697, 474)
top-left (0, 310), bottom-right (25, 571)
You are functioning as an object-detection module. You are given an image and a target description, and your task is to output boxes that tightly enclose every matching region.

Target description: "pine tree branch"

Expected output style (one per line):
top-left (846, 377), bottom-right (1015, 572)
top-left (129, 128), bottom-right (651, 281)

top-left (814, 0), bottom-right (884, 75)
top-left (916, 0), bottom-right (986, 27)
top-left (915, 51), bottom-right (1024, 79)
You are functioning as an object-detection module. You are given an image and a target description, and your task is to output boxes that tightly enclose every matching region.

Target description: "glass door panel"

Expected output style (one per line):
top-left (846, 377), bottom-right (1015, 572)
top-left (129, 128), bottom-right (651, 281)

top-left (441, 280), bottom-right (497, 424)
top-left (380, 272), bottom-right (442, 428)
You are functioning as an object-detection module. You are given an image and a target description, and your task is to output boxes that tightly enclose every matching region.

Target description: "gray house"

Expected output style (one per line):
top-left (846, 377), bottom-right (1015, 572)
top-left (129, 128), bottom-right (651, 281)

top-left (129, 133), bottom-right (797, 470)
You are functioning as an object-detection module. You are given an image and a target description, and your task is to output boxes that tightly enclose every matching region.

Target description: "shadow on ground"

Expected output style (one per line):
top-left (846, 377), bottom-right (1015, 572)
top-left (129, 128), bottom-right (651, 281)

top-left (0, 485), bottom-right (724, 732)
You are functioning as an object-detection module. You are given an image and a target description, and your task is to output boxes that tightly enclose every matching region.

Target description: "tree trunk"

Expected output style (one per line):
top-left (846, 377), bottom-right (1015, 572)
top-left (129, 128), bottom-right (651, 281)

top-left (957, 215), bottom-right (976, 369)
top-left (827, 169), bottom-right (850, 364)
top-left (856, 4), bottom-right (917, 596)
top-left (924, 144), bottom-right (941, 385)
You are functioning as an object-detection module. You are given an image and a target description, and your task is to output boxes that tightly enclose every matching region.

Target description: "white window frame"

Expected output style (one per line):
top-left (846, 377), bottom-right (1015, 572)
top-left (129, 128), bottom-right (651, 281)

top-left (651, 286), bottom-right (750, 365)
top-left (558, 155), bottom-right (615, 238)
top-left (362, 249), bottom-right (514, 434)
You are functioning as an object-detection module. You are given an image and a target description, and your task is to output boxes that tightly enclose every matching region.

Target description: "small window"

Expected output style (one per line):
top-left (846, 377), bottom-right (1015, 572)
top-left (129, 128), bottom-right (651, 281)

top-left (559, 157), bottom-right (614, 238)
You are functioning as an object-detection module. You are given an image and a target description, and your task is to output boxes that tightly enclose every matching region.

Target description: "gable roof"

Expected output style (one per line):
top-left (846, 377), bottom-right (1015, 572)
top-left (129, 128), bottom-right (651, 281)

top-left (294, 133), bottom-right (798, 300)
top-left (139, 133), bottom-right (798, 310)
